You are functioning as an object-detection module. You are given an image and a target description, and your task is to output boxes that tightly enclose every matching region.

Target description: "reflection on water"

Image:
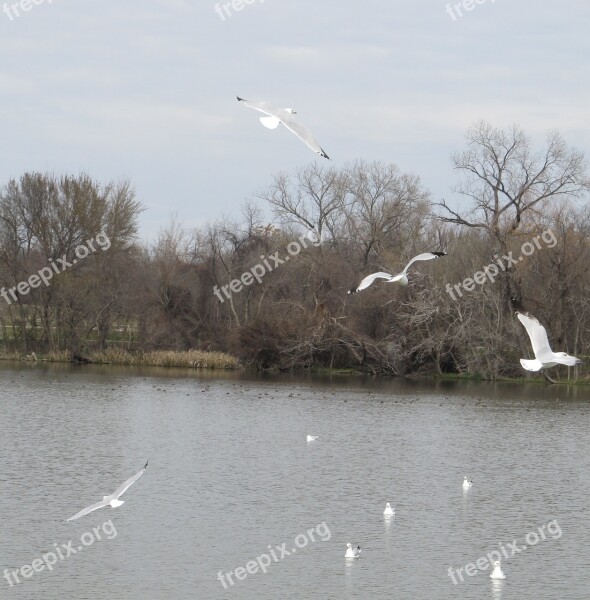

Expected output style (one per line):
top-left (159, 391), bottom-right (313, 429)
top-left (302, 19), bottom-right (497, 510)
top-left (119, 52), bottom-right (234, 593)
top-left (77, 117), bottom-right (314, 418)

top-left (1, 361), bottom-right (589, 600)
top-left (491, 579), bottom-right (505, 600)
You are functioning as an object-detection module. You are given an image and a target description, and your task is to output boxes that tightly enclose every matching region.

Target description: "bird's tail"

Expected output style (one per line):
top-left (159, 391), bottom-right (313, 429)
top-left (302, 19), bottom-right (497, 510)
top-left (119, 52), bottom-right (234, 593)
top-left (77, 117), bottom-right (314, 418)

top-left (520, 358), bottom-right (542, 371)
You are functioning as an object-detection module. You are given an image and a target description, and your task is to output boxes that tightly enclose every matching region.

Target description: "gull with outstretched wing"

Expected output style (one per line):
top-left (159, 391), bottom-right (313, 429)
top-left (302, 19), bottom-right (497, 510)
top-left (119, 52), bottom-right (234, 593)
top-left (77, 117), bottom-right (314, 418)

top-left (348, 252), bottom-right (447, 294)
top-left (237, 96), bottom-right (329, 159)
top-left (66, 461), bottom-right (148, 521)
top-left (516, 311), bottom-right (581, 372)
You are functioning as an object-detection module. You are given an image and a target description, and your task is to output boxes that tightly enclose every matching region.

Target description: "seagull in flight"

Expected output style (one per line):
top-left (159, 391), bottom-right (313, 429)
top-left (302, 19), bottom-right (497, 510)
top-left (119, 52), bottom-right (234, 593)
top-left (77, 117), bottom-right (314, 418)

top-left (348, 252), bottom-right (447, 294)
top-left (516, 310), bottom-right (581, 375)
top-left (66, 461), bottom-right (148, 521)
top-left (237, 96), bottom-right (329, 159)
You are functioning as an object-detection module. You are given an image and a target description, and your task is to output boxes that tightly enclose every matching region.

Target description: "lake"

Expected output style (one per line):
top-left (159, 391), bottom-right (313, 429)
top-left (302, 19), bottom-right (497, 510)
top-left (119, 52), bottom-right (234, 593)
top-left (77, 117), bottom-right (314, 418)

top-left (1, 362), bottom-right (589, 599)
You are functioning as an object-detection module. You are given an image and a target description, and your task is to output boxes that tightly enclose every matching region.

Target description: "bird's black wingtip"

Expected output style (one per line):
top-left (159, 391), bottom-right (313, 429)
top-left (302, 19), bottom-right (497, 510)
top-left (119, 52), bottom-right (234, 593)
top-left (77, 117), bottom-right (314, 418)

top-left (321, 150), bottom-right (330, 159)
top-left (236, 96), bottom-right (244, 102)
top-left (432, 251), bottom-right (447, 257)
top-left (144, 460), bottom-right (149, 470)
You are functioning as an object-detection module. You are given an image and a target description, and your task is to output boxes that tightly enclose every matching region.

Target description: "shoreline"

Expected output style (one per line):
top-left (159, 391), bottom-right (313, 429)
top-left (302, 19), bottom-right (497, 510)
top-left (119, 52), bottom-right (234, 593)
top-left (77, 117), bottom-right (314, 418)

top-left (1, 352), bottom-right (588, 385)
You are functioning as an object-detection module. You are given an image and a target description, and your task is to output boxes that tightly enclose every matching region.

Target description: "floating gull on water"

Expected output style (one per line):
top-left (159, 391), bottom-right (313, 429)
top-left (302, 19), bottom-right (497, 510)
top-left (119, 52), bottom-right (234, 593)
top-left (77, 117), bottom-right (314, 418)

top-left (237, 96), bottom-right (329, 159)
top-left (306, 435), bottom-right (319, 442)
top-left (515, 310), bottom-right (581, 373)
top-left (383, 502), bottom-right (395, 516)
top-left (66, 461), bottom-right (148, 521)
top-left (345, 543), bottom-right (361, 558)
top-left (462, 476), bottom-right (473, 489)
top-left (490, 560), bottom-right (506, 579)
top-left (348, 252), bottom-right (447, 294)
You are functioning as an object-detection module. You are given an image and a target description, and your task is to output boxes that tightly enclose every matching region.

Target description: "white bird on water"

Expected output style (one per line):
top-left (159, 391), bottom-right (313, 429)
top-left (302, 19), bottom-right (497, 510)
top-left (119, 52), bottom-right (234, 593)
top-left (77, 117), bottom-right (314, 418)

top-left (462, 476), bottom-right (473, 489)
top-left (306, 435), bottom-right (318, 442)
top-left (348, 252), bottom-right (447, 294)
top-left (66, 461), bottom-right (148, 521)
top-left (383, 502), bottom-right (395, 516)
top-left (489, 560), bottom-right (506, 579)
top-left (345, 543), bottom-right (361, 558)
top-left (237, 96), bottom-right (329, 159)
top-left (516, 310), bottom-right (581, 373)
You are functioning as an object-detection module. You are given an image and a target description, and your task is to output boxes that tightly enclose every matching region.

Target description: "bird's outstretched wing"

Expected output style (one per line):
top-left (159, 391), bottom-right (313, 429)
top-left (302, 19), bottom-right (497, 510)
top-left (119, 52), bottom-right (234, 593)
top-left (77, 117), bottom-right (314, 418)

top-left (66, 498), bottom-right (109, 522)
top-left (516, 312), bottom-right (553, 359)
top-left (401, 252), bottom-right (447, 275)
top-left (350, 272), bottom-right (394, 293)
top-left (280, 116), bottom-right (329, 159)
top-left (112, 461), bottom-right (148, 499)
top-left (237, 96), bottom-right (283, 118)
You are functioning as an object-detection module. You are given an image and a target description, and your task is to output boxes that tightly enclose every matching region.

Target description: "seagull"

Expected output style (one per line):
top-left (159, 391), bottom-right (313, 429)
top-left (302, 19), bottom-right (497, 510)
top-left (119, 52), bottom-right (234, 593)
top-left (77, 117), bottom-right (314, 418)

top-left (306, 435), bottom-right (319, 442)
top-left (462, 476), bottom-right (473, 489)
top-left (237, 96), bottom-right (329, 159)
top-left (489, 560), bottom-right (506, 579)
top-left (345, 543), bottom-right (361, 558)
top-left (66, 461), bottom-right (148, 521)
top-left (516, 310), bottom-right (581, 376)
top-left (348, 252), bottom-right (447, 294)
top-left (383, 502), bottom-right (395, 516)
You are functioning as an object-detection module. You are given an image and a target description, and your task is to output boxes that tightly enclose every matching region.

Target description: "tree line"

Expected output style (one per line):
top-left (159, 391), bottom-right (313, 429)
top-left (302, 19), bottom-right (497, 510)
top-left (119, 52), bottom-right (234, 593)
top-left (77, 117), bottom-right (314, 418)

top-left (1, 121), bottom-right (589, 378)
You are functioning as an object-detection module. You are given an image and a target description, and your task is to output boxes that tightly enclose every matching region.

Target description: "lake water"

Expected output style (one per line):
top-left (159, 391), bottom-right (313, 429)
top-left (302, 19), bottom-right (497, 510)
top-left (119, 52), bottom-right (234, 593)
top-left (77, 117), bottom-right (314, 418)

top-left (1, 362), bottom-right (589, 599)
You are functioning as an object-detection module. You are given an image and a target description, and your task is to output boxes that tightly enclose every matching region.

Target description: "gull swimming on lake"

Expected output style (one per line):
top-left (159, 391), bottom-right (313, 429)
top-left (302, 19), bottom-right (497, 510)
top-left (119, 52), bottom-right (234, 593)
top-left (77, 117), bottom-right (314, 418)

top-left (66, 461), bottom-right (148, 521)
top-left (348, 252), bottom-right (447, 294)
top-left (516, 310), bottom-right (581, 376)
top-left (345, 543), bottom-right (361, 558)
top-left (462, 476), bottom-right (473, 489)
top-left (237, 96), bottom-right (329, 159)
top-left (490, 560), bottom-right (506, 579)
top-left (306, 435), bottom-right (319, 442)
top-left (383, 502), bottom-right (395, 516)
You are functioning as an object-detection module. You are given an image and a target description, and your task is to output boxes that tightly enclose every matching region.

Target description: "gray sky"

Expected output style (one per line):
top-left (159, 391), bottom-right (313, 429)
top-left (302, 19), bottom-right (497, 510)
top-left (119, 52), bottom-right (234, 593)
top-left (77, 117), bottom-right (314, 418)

top-left (1, 0), bottom-right (588, 241)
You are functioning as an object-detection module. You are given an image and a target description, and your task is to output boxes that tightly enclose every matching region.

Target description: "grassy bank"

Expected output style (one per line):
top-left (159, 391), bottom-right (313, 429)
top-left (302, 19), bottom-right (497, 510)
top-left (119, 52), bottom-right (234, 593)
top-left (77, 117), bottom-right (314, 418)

top-left (0, 348), bottom-right (241, 369)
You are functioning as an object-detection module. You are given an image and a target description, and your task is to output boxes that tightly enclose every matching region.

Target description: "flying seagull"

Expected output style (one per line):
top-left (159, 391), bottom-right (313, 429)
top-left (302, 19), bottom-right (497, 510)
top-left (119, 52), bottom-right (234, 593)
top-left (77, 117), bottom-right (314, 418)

top-left (66, 461), bottom-right (148, 521)
top-left (516, 311), bottom-right (581, 375)
top-left (348, 252), bottom-right (447, 294)
top-left (237, 96), bottom-right (329, 159)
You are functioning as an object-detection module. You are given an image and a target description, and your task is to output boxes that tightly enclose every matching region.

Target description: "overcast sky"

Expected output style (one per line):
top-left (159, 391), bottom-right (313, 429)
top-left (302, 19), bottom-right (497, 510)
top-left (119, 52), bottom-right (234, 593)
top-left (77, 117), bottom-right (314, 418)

top-left (1, 0), bottom-right (588, 241)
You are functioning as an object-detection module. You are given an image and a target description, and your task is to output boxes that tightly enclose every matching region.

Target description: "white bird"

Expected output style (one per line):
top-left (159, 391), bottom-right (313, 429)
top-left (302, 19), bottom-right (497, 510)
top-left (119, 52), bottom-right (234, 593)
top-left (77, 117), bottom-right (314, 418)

top-left (66, 461), bottom-right (148, 521)
top-left (383, 502), bottom-right (395, 516)
top-left (345, 543), bottom-right (361, 558)
top-left (489, 560), bottom-right (506, 579)
top-left (348, 252), bottom-right (447, 294)
top-left (462, 476), bottom-right (473, 489)
top-left (237, 96), bottom-right (329, 159)
top-left (516, 311), bottom-right (582, 372)
top-left (306, 435), bottom-right (319, 442)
